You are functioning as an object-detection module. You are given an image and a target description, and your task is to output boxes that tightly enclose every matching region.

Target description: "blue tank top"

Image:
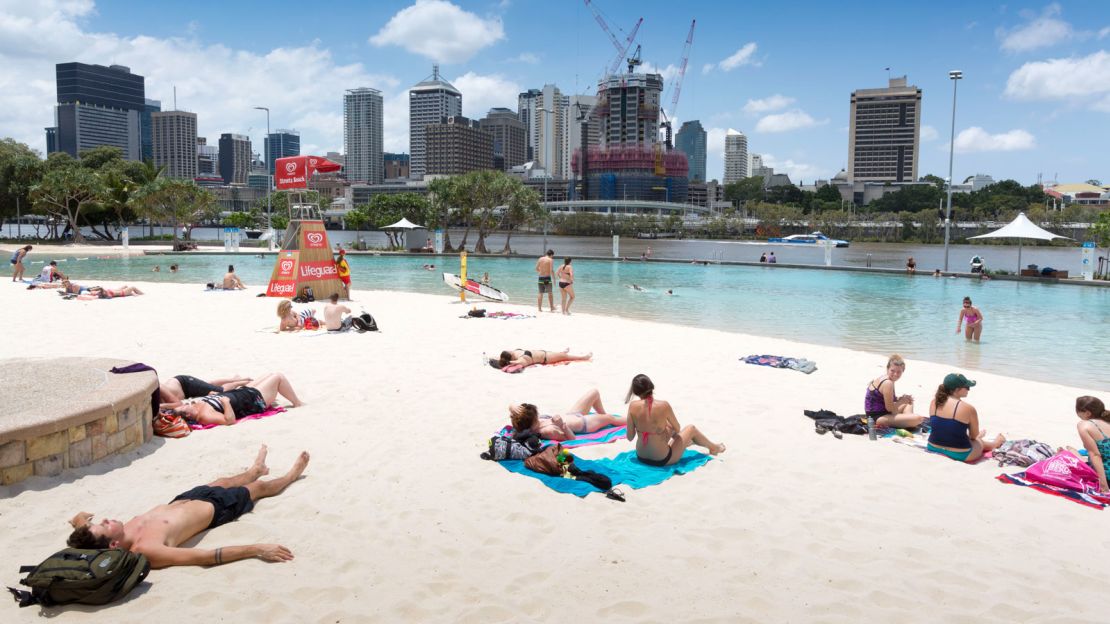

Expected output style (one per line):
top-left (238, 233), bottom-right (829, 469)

top-left (928, 399), bottom-right (971, 449)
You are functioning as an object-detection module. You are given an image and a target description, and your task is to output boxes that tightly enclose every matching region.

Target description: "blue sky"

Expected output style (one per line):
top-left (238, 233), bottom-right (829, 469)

top-left (2, 0), bottom-right (1107, 185)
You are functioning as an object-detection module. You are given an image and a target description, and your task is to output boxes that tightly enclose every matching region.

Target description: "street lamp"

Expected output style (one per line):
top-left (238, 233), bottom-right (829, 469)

top-left (943, 70), bottom-right (962, 271)
top-left (253, 106), bottom-right (273, 250)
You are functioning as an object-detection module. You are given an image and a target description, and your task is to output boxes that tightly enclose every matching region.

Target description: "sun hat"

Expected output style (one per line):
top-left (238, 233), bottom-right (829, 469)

top-left (943, 373), bottom-right (976, 392)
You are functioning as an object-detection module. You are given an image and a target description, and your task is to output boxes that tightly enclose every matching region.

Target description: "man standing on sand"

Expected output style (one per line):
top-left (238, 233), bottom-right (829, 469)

top-left (323, 293), bottom-right (353, 331)
top-left (65, 446), bottom-right (308, 569)
top-left (536, 249), bottom-right (555, 312)
top-left (335, 249), bottom-right (351, 299)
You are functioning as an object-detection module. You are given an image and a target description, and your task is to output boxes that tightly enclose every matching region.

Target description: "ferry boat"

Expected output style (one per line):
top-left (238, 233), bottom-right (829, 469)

top-left (767, 231), bottom-right (849, 248)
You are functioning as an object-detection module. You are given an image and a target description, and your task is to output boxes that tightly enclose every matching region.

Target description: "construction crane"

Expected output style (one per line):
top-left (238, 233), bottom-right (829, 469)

top-left (660, 19), bottom-right (696, 150)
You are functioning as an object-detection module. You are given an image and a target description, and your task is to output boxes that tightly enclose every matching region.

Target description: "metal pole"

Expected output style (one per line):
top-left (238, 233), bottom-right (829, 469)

top-left (16, 196), bottom-right (20, 239)
top-left (254, 106), bottom-right (273, 250)
top-left (943, 71), bottom-right (962, 272)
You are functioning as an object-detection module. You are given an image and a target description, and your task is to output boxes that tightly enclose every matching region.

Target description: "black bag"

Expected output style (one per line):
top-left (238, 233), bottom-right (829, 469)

top-left (803, 409), bottom-right (869, 436)
top-left (467, 308), bottom-right (486, 317)
top-left (8, 548), bottom-right (150, 608)
top-left (351, 312), bottom-right (378, 332)
top-left (480, 435), bottom-right (540, 461)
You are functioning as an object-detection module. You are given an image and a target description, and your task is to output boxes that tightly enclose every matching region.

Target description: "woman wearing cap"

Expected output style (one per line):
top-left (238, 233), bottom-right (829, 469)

top-left (927, 373), bottom-right (1004, 463)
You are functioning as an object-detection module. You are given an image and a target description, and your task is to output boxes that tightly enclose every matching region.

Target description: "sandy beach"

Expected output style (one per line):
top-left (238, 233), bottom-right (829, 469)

top-left (1, 279), bottom-right (1106, 623)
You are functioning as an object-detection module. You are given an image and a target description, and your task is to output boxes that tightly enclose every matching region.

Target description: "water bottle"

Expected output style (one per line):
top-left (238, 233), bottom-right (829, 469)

top-left (867, 415), bottom-right (877, 440)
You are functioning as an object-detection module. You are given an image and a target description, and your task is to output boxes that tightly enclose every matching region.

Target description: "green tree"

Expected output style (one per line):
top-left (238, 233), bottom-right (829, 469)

top-left (78, 146), bottom-right (125, 171)
top-left (344, 206), bottom-right (371, 248)
top-left (922, 174), bottom-right (946, 189)
top-left (0, 138), bottom-right (43, 224)
top-left (426, 177), bottom-right (456, 251)
top-left (223, 211), bottom-right (257, 229)
top-left (1090, 211), bottom-right (1110, 249)
top-left (813, 184), bottom-right (841, 203)
top-left (30, 161), bottom-right (105, 243)
top-left (723, 176), bottom-right (764, 206)
top-left (130, 178), bottom-right (218, 242)
top-left (500, 182), bottom-right (542, 253)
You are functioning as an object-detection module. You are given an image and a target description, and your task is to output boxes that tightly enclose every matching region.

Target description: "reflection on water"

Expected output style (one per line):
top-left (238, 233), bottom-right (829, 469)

top-left (21, 251), bottom-right (1110, 389)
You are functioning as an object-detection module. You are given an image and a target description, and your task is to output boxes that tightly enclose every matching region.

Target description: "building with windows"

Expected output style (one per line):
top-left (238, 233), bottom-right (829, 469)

top-left (564, 94), bottom-right (600, 179)
top-left (518, 85), bottom-right (569, 178)
top-left (218, 133), bottom-right (251, 185)
top-left (723, 129), bottom-right (748, 185)
top-left (344, 87), bottom-right (384, 184)
top-left (596, 72), bottom-right (663, 148)
top-left (480, 108), bottom-right (527, 171)
top-left (675, 120), bottom-right (707, 182)
top-left (52, 62), bottom-right (145, 160)
top-left (151, 110), bottom-right (197, 179)
top-left (424, 116), bottom-right (493, 176)
top-left (384, 153), bottom-right (410, 180)
top-left (265, 129), bottom-right (300, 175)
top-left (141, 99), bottom-right (160, 162)
top-left (197, 137), bottom-right (218, 176)
top-left (409, 67), bottom-right (461, 180)
top-left (848, 77), bottom-right (921, 182)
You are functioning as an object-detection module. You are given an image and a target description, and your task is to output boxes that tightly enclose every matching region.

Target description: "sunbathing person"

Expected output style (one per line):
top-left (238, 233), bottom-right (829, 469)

top-left (508, 388), bottom-right (625, 441)
top-left (66, 445), bottom-right (307, 569)
top-left (1072, 396), bottom-right (1110, 494)
top-left (926, 373), bottom-right (1004, 463)
top-left (159, 374), bottom-right (253, 404)
top-left (169, 372), bottom-right (304, 426)
top-left (490, 348), bottom-right (592, 370)
top-left (88, 285), bottom-right (144, 298)
top-left (625, 374), bottom-right (725, 466)
top-left (277, 299), bottom-right (317, 332)
top-left (864, 354), bottom-right (926, 428)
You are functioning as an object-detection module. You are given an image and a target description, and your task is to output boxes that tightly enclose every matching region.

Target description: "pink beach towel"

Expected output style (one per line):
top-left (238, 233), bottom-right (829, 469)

top-left (189, 406), bottom-right (287, 430)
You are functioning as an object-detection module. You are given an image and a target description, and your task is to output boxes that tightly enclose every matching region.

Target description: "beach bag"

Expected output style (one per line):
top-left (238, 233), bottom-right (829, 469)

top-left (467, 308), bottom-right (486, 318)
top-left (480, 435), bottom-right (537, 461)
top-left (153, 411), bottom-right (191, 438)
top-left (993, 439), bottom-right (1054, 468)
top-left (302, 316), bottom-right (320, 331)
top-left (8, 548), bottom-right (150, 608)
top-left (352, 313), bottom-right (378, 332)
top-left (1026, 451), bottom-right (1100, 492)
top-left (524, 445), bottom-right (569, 476)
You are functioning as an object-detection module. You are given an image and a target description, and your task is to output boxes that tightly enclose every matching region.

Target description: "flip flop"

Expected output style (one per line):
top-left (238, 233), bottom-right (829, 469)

top-left (605, 488), bottom-right (626, 502)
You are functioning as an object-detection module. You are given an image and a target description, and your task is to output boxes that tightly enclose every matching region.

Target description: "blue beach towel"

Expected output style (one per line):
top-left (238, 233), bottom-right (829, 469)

top-left (499, 450), bottom-right (713, 497)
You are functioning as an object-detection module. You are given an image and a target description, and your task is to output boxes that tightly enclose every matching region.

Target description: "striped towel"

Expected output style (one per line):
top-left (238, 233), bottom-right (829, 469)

top-left (190, 406), bottom-right (287, 430)
top-left (498, 419), bottom-right (627, 449)
top-left (996, 472), bottom-right (1110, 510)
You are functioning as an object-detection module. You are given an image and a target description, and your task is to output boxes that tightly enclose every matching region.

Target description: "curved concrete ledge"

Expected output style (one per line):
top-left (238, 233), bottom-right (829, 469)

top-left (0, 357), bottom-right (156, 485)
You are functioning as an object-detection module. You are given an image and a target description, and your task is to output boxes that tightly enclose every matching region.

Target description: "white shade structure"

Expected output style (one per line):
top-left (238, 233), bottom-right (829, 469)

top-left (968, 212), bottom-right (1071, 272)
top-left (382, 217), bottom-right (423, 230)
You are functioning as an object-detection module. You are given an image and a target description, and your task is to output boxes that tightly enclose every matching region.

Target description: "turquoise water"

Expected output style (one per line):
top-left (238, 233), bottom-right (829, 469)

top-left (19, 252), bottom-right (1110, 389)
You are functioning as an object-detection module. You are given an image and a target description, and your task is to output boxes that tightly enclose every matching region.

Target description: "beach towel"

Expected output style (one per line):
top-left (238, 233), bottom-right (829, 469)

top-left (460, 311), bottom-right (534, 320)
top-left (499, 450), bottom-right (712, 497)
top-left (996, 471), bottom-right (1110, 510)
top-left (891, 432), bottom-right (993, 464)
top-left (742, 354), bottom-right (817, 374)
top-left (497, 421), bottom-right (627, 449)
top-left (497, 360), bottom-right (576, 374)
top-left (189, 406), bottom-right (287, 430)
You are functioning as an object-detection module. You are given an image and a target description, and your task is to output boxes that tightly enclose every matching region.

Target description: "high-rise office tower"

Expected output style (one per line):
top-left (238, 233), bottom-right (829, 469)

top-left (748, 153), bottom-right (763, 176)
top-left (141, 99), bottom-right (161, 162)
top-left (480, 108), bottom-right (527, 171)
top-left (424, 116), bottom-right (493, 175)
top-left (383, 153), bottom-right (410, 180)
top-left (151, 110), bottom-right (198, 179)
top-left (343, 88), bottom-right (384, 184)
top-left (197, 137), bottom-right (219, 176)
top-left (517, 85), bottom-right (569, 177)
top-left (564, 94), bottom-right (600, 178)
top-left (409, 67), bottom-right (461, 180)
top-left (596, 72), bottom-right (663, 147)
top-left (218, 133), bottom-right (251, 185)
top-left (53, 62), bottom-right (145, 160)
top-left (265, 130), bottom-right (300, 175)
top-left (723, 129), bottom-right (748, 184)
top-left (848, 77), bottom-right (921, 182)
top-left (676, 120), bottom-right (707, 182)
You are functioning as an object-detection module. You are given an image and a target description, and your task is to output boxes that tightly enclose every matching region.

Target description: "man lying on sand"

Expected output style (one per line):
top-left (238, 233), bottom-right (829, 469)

top-left (66, 446), bottom-right (308, 569)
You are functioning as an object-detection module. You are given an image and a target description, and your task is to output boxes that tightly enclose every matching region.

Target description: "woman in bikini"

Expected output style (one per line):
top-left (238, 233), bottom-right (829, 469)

top-left (276, 300), bottom-right (318, 332)
top-left (864, 354), bottom-right (926, 429)
top-left (167, 372), bottom-right (304, 427)
top-left (490, 348), bottom-right (592, 370)
top-left (926, 373), bottom-right (1004, 463)
top-left (956, 296), bottom-right (983, 342)
top-left (508, 388), bottom-right (625, 441)
top-left (1071, 396), bottom-right (1110, 494)
top-left (88, 285), bottom-right (144, 298)
top-left (625, 374), bottom-right (725, 466)
top-left (556, 257), bottom-right (575, 315)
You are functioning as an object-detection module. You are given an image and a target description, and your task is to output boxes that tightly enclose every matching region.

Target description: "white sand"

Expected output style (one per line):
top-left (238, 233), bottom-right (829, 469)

top-left (1, 280), bottom-right (1106, 623)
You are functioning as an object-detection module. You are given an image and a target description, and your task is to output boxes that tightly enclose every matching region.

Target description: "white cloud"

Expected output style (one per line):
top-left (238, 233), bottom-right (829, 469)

top-left (1100, 26), bottom-right (1110, 39)
top-left (997, 3), bottom-right (1076, 52)
top-left (509, 52), bottom-right (539, 64)
top-left (920, 125), bottom-right (938, 141)
top-left (370, 0), bottom-right (504, 64)
top-left (755, 109), bottom-right (824, 133)
top-left (0, 1), bottom-right (399, 157)
top-left (951, 127), bottom-right (1036, 153)
top-left (641, 62), bottom-right (680, 83)
top-left (705, 126), bottom-right (727, 158)
top-left (704, 42), bottom-right (759, 73)
top-left (742, 94), bottom-right (795, 115)
top-left (759, 153), bottom-right (826, 183)
top-left (451, 72), bottom-right (520, 119)
top-left (1004, 50), bottom-right (1110, 104)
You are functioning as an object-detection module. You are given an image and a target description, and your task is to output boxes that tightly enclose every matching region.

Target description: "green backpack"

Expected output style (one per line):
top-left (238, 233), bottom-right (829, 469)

top-left (8, 548), bottom-right (150, 608)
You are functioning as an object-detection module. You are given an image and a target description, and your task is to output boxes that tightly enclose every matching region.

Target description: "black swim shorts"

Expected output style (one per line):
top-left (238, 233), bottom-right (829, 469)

top-left (174, 375), bottom-right (223, 399)
top-left (538, 276), bottom-right (552, 293)
top-left (171, 485), bottom-right (254, 530)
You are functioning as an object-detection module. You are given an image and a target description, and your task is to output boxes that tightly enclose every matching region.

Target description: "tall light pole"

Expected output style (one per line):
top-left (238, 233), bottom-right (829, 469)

top-left (253, 106), bottom-right (272, 249)
top-left (943, 70), bottom-right (962, 271)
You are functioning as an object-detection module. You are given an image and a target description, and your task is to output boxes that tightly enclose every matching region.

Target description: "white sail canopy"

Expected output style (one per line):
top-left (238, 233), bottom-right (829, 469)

top-left (968, 212), bottom-right (1071, 273)
top-left (382, 217), bottom-right (423, 230)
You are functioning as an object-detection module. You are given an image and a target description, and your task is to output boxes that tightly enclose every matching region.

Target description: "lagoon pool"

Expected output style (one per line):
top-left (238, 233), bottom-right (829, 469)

top-left (21, 252), bottom-right (1110, 389)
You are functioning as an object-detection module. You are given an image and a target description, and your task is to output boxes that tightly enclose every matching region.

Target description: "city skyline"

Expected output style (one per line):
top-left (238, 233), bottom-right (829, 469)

top-left (1, 1), bottom-right (1107, 186)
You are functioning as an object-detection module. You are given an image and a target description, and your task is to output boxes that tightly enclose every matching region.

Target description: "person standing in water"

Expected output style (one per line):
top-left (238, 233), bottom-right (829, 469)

top-left (535, 249), bottom-right (555, 312)
top-left (956, 296), bottom-right (984, 342)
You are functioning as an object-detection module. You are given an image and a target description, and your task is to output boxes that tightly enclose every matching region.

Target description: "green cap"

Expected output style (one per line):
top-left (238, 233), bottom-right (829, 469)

top-left (943, 373), bottom-right (976, 392)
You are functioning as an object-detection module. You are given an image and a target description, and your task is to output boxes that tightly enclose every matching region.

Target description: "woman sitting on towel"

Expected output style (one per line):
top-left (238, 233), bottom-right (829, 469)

top-left (625, 374), bottom-right (725, 466)
top-left (864, 354), bottom-right (926, 429)
top-left (1071, 396), bottom-right (1110, 494)
top-left (167, 372), bottom-right (304, 426)
top-left (509, 389), bottom-right (625, 441)
top-left (490, 348), bottom-right (592, 370)
top-left (926, 373), bottom-right (1004, 463)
